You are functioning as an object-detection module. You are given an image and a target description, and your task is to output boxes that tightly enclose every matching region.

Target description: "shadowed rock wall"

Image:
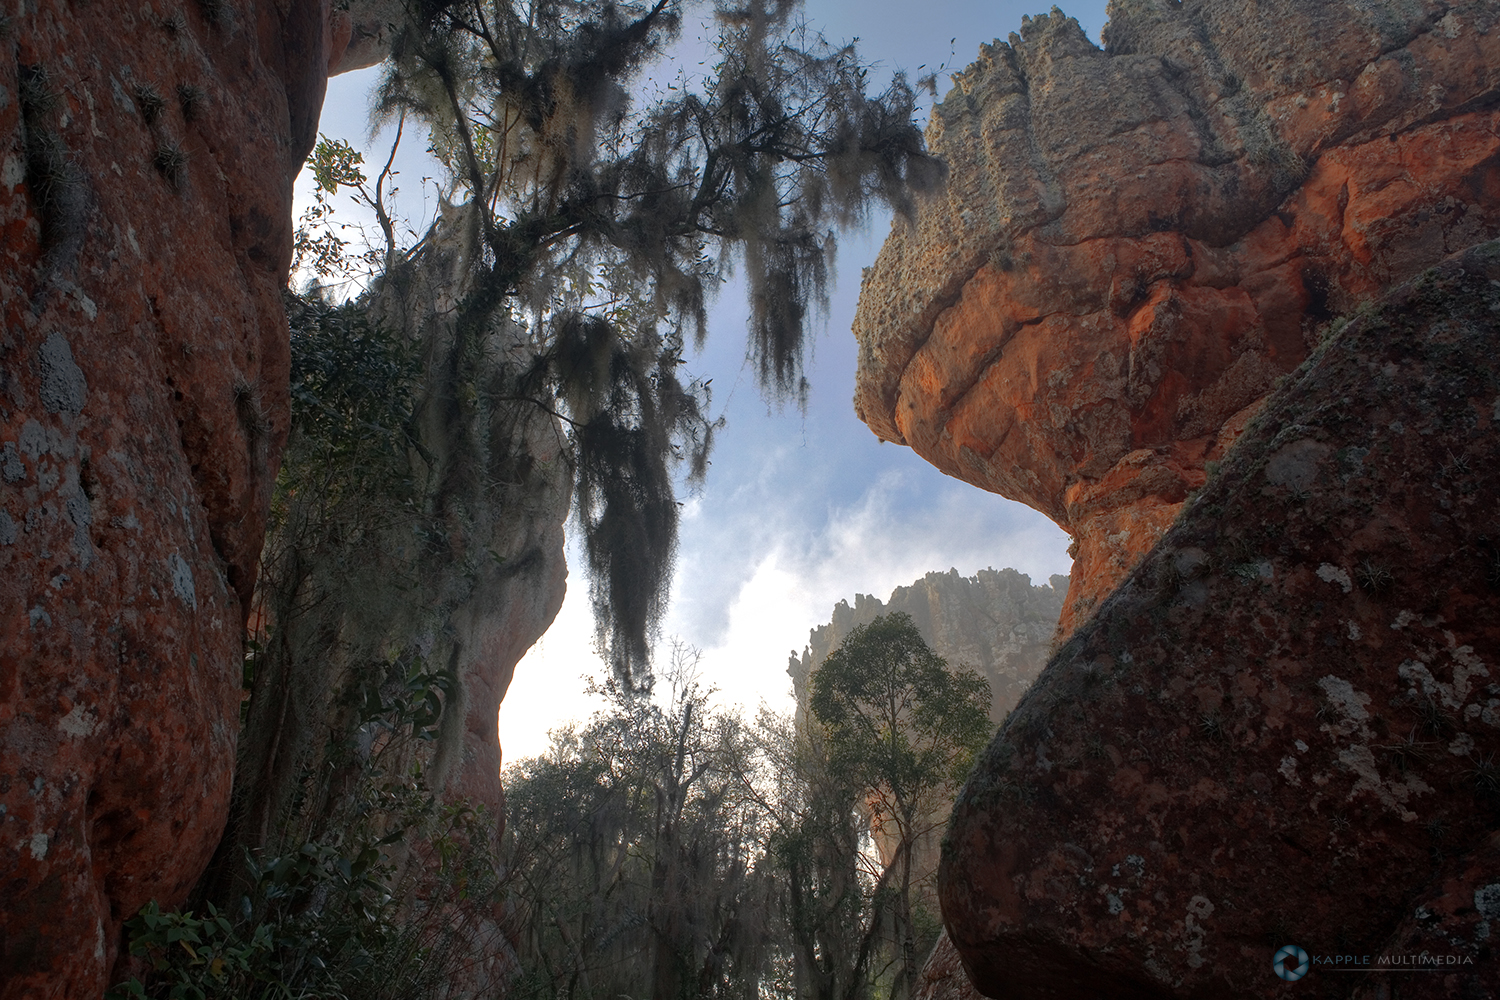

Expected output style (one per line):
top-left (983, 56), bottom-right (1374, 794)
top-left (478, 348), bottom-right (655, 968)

top-left (0, 3), bottom-right (347, 994)
top-left (853, 0), bottom-right (1500, 638)
top-left (942, 238), bottom-right (1500, 999)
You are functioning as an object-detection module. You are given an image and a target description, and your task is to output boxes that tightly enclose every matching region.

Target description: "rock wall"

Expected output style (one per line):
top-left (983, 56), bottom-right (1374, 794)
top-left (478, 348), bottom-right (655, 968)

top-left (943, 238), bottom-right (1500, 999)
top-left (853, 0), bottom-right (1500, 637)
top-left (0, 2), bottom-right (349, 995)
top-left (790, 567), bottom-right (1067, 724)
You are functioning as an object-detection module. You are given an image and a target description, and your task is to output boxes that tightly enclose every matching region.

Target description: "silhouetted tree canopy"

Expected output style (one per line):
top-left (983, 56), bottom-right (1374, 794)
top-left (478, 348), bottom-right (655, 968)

top-left (372, 0), bottom-right (944, 683)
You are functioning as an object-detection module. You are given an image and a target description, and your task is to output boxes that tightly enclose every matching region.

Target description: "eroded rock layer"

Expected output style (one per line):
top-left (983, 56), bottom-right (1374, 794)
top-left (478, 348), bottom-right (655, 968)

top-left (853, 0), bottom-right (1500, 636)
top-left (941, 241), bottom-right (1500, 999)
top-left (0, 3), bottom-right (344, 994)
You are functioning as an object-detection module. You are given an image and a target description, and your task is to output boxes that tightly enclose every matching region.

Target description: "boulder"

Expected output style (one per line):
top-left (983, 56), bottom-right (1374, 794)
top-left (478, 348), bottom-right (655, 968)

top-left (0, 3), bottom-right (350, 994)
top-left (941, 240), bottom-right (1500, 998)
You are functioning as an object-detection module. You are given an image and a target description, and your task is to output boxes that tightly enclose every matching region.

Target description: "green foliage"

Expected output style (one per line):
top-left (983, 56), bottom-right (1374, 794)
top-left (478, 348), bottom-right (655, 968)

top-left (808, 613), bottom-right (990, 1000)
top-left (113, 810), bottom-right (490, 1000)
top-left (811, 614), bottom-right (991, 800)
top-left (190, 290), bottom-right (506, 998)
top-left (308, 136), bottom-right (370, 195)
top-left (120, 612), bottom-right (496, 1000)
top-left (282, 290), bottom-right (423, 497)
top-left (504, 648), bottom-right (776, 1000)
top-left (752, 712), bottom-right (889, 1000)
top-left (293, 134), bottom-right (403, 281)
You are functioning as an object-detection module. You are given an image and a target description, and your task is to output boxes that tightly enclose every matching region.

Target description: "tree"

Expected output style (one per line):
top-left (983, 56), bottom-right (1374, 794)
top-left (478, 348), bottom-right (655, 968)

top-left (504, 646), bottom-right (777, 1000)
top-left (370, 0), bottom-right (943, 682)
top-left (169, 4), bottom-right (943, 994)
top-left (749, 709), bottom-right (891, 1000)
top-left (808, 613), bottom-right (990, 1000)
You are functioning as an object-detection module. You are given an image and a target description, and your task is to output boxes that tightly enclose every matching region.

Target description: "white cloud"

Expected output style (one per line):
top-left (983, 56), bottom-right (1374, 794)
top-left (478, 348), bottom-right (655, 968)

top-left (501, 469), bottom-right (1070, 764)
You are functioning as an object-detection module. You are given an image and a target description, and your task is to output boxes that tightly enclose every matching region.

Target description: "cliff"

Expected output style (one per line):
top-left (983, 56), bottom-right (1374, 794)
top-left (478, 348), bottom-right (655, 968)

top-left (844, 1), bottom-right (1500, 997)
top-left (853, 0), bottom-right (1500, 637)
top-left (792, 568), bottom-right (1065, 917)
top-left (791, 567), bottom-right (1066, 725)
top-left (945, 238), bottom-right (1500, 1000)
top-left (1, 3), bottom-right (350, 994)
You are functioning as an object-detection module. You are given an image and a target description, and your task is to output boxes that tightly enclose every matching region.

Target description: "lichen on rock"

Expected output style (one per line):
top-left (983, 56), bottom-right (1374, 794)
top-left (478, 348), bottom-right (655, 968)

top-left (0, 1), bottom-right (352, 995)
top-left (940, 238), bottom-right (1500, 999)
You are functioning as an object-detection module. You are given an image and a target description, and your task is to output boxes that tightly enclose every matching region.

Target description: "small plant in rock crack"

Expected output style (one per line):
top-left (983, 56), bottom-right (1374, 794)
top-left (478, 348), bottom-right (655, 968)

top-left (134, 84), bottom-right (167, 124)
top-left (19, 64), bottom-right (87, 272)
top-left (1356, 558), bottom-right (1393, 594)
top-left (1414, 696), bottom-right (1453, 738)
top-left (176, 83), bottom-right (204, 122)
top-left (154, 139), bottom-right (188, 186)
top-left (1462, 752), bottom-right (1500, 800)
top-left (1378, 728), bottom-right (1436, 775)
top-left (19, 64), bottom-right (62, 117)
top-left (1079, 661), bottom-right (1106, 690)
top-left (1442, 450), bottom-right (1472, 478)
top-left (1153, 556), bottom-right (1184, 595)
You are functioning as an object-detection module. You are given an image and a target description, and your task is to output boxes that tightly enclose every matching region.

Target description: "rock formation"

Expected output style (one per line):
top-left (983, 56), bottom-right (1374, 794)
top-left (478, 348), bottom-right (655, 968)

top-left (1, 3), bottom-right (352, 995)
top-left (2, 2), bottom-right (573, 994)
top-left (943, 238), bottom-right (1500, 1000)
top-left (852, 1), bottom-right (1500, 997)
top-left (790, 567), bottom-right (1067, 725)
top-left (853, 0), bottom-right (1500, 638)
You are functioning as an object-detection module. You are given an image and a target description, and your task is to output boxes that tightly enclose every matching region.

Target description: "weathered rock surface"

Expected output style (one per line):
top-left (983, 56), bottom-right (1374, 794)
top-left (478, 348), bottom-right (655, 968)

top-left (791, 567), bottom-right (1067, 725)
top-left (0, 3), bottom-right (350, 995)
top-left (853, 0), bottom-right (1500, 637)
top-left (941, 241), bottom-right (1500, 998)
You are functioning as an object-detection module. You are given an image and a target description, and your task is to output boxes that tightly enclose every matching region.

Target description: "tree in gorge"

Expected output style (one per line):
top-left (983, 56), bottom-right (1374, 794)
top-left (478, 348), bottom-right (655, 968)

top-left (162, 4), bottom-right (942, 997)
top-left (808, 613), bottom-right (991, 1000)
top-left (370, 0), bottom-right (944, 681)
top-left (503, 646), bottom-right (776, 1000)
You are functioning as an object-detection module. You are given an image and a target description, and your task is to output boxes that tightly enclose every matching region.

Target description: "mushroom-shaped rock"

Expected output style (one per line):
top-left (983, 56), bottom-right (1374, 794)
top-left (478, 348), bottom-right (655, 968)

top-left (853, 0), bottom-right (1500, 637)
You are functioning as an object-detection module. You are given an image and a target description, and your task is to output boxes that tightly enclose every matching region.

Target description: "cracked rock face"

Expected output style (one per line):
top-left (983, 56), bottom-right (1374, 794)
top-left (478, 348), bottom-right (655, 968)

top-left (941, 241), bottom-right (1500, 999)
top-left (852, 0), bottom-right (1500, 638)
top-left (0, 2), bottom-right (348, 995)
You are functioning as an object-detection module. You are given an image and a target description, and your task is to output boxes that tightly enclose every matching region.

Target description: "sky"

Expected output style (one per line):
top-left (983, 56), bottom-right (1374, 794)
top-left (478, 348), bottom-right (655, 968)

top-left (302, 0), bottom-right (1112, 764)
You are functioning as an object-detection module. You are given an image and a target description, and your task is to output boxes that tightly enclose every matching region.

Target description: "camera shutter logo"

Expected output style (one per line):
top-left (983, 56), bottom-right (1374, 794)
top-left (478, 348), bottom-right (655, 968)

top-left (1273, 945), bottom-right (1310, 982)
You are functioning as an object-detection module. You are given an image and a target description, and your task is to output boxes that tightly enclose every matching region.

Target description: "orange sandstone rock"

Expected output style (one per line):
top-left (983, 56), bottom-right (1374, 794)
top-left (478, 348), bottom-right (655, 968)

top-left (0, 3), bottom-right (349, 995)
top-left (853, 0), bottom-right (1500, 638)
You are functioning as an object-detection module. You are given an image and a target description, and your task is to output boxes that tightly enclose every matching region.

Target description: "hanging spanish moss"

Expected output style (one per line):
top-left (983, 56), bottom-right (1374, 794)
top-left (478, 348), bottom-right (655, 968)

top-left (367, 0), bottom-right (943, 684)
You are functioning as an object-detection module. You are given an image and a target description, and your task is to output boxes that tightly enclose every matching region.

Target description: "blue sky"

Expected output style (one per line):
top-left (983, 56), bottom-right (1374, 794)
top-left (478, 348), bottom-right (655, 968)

top-left (305, 0), bottom-right (1111, 762)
